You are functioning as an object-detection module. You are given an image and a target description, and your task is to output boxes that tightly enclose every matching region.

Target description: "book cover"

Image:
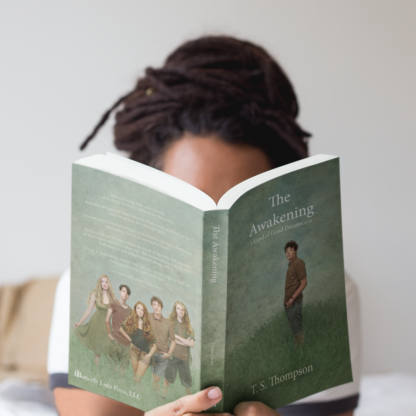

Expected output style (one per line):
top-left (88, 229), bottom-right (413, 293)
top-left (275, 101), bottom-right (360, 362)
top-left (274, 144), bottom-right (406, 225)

top-left (68, 155), bottom-right (352, 413)
top-left (221, 158), bottom-right (351, 410)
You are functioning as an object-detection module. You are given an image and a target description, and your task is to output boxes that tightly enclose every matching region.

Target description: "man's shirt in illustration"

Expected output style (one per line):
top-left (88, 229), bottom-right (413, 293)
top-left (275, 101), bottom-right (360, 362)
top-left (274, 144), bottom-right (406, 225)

top-left (109, 301), bottom-right (132, 346)
top-left (284, 256), bottom-right (307, 305)
top-left (149, 312), bottom-right (175, 354)
top-left (171, 320), bottom-right (194, 364)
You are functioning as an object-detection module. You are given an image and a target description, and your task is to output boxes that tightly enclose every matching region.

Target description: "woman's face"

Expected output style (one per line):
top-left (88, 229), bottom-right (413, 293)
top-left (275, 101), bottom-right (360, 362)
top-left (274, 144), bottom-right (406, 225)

top-left (175, 303), bottom-right (185, 319)
top-left (162, 133), bottom-right (272, 203)
top-left (101, 277), bottom-right (109, 290)
top-left (136, 304), bottom-right (144, 318)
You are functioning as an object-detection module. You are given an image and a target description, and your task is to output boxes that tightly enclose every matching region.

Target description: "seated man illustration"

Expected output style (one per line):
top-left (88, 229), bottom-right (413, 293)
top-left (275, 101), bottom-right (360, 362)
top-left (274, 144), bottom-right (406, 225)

top-left (105, 284), bottom-right (132, 370)
top-left (284, 240), bottom-right (307, 346)
top-left (148, 296), bottom-right (176, 397)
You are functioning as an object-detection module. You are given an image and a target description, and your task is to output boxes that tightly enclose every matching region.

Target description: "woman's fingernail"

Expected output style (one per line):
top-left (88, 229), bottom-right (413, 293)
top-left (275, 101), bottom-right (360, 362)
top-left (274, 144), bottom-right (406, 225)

top-left (207, 387), bottom-right (222, 400)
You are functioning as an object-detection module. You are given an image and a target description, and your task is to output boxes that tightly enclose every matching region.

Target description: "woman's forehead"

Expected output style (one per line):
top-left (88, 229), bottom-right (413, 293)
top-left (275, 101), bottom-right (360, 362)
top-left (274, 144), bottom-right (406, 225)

top-left (162, 133), bottom-right (272, 203)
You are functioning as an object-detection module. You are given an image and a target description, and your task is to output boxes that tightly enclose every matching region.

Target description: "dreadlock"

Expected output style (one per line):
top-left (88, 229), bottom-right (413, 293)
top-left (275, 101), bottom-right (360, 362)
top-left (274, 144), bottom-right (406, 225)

top-left (80, 36), bottom-right (311, 168)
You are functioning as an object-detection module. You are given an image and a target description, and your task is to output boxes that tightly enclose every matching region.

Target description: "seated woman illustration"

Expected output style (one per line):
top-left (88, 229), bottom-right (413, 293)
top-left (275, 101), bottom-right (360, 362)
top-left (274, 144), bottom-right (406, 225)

top-left (120, 301), bottom-right (157, 383)
top-left (164, 301), bottom-right (195, 395)
top-left (73, 274), bottom-right (117, 365)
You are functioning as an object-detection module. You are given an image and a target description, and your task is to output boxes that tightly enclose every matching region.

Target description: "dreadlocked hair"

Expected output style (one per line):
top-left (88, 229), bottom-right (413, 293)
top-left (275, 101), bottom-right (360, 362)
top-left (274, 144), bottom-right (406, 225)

top-left (81, 36), bottom-right (310, 168)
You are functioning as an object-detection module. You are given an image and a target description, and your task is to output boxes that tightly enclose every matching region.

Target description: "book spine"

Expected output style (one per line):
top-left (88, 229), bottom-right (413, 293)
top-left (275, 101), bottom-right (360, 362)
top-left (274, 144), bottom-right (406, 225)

top-left (200, 210), bottom-right (229, 413)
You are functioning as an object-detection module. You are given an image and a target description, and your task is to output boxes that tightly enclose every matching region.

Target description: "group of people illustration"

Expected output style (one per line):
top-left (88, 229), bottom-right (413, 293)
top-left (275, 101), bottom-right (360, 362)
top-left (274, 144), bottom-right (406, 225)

top-left (73, 274), bottom-right (194, 396)
top-left (72, 237), bottom-right (305, 400)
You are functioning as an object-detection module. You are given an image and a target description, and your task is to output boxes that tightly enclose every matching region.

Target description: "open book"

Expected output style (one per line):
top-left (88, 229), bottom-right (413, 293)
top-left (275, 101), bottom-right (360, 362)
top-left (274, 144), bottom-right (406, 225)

top-left (69, 153), bottom-right (352, 413)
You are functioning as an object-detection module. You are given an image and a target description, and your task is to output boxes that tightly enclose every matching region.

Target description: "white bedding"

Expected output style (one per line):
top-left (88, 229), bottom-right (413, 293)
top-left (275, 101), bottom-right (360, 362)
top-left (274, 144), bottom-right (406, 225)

top-left (0, 379), bottom-right (57, 416)
top-left (355, 372), bottom-right (416, 416)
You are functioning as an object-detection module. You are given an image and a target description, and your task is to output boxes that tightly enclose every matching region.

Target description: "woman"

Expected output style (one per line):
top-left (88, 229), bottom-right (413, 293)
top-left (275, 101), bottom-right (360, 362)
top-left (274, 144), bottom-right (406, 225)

top-left (50, 36), bottom-right (361, 416)
top-left (120, 301), bottom-right (157, 383)
top-left (73, 274), bottom-right (117, 365)
top-left (164, 301), bottom-right (195, 395)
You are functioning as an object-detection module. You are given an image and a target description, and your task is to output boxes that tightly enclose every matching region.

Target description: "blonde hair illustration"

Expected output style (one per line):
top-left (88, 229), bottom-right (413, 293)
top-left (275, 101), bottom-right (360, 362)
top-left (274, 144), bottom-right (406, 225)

top-left (169, 301), bottom-right (194, 337)
top-left (87, 274), bottom-right (117, 308)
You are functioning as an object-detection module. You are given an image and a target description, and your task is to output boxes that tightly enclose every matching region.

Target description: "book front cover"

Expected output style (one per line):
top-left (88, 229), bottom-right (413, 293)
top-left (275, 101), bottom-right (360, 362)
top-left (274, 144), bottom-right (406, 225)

top-left (224, 158), bottom-right (353, 410)
top-left (69, 165), bottom-right (204, 411)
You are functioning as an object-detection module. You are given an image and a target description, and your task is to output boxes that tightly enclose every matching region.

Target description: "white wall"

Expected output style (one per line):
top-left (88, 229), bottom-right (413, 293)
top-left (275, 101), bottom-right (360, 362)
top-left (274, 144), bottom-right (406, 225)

top-left (1, 0), bottom-right (415, 375)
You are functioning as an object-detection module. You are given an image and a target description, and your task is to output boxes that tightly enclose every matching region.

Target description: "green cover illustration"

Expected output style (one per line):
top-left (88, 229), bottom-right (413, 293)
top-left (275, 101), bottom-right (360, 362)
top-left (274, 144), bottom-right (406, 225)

top-left (70, 165), bottom-right (204, 410)
top-left (69, 157), bottom-right (352, 413)
top-left (222, 159), bottom-right (351, 411)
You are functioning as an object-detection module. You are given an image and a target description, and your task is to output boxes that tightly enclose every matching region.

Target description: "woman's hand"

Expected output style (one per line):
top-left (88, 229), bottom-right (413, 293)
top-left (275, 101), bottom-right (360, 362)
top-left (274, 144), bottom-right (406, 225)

top-left (142, 353), bottom-right (151, 365)
top-left (75, 322), bottom-right (81, 328)
top-left (144, 387), bottom-right (230, 416)
top-left (108, 333), bottom-right (115, 341)
top-left (234, 402), bottom-right (281, 416)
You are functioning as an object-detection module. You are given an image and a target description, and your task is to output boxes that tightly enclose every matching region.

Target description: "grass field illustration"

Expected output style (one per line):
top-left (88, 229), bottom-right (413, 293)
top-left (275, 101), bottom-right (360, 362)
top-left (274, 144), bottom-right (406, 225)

top-left (69, 331), bottom-right (200, 411)
top-left (224, 296), bottom-right (352, 410)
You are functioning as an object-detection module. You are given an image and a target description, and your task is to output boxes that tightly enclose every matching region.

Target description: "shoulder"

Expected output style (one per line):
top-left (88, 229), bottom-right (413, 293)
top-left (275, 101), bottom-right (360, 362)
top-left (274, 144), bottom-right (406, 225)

top-left (294, 257), bottom-right (306, 269)
top-left (108, 301), bottom-right (118, 310)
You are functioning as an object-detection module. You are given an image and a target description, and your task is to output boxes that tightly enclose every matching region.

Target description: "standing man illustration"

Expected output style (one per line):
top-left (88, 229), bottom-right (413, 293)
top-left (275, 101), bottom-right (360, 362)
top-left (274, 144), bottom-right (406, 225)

top-left (283, 240), bottom-right (307, 346)
top-left (149, 296), bottom-right (176, 398)
top-left (105, 284), bottom-right (132, 371)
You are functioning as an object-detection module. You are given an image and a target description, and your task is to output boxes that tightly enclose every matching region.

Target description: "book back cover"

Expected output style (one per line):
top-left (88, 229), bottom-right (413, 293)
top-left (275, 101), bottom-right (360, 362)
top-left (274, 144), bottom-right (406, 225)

top-left (69, 165), bottom-right (205, 411)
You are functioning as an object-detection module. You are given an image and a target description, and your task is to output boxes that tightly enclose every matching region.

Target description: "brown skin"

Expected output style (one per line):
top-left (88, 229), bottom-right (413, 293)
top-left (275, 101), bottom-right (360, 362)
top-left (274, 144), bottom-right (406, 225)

top-left (55, 133), bottom-right (352, 416)
top-left (162, 133), bottom-right (272, 204)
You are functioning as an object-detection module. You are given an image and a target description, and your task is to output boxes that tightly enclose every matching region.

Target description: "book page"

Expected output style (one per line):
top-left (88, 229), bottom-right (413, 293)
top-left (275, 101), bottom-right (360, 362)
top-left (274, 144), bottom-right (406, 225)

top-left (223, 158), bottom-right (352, 410)
top-left (69, 165), bottom-right (204, 411)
